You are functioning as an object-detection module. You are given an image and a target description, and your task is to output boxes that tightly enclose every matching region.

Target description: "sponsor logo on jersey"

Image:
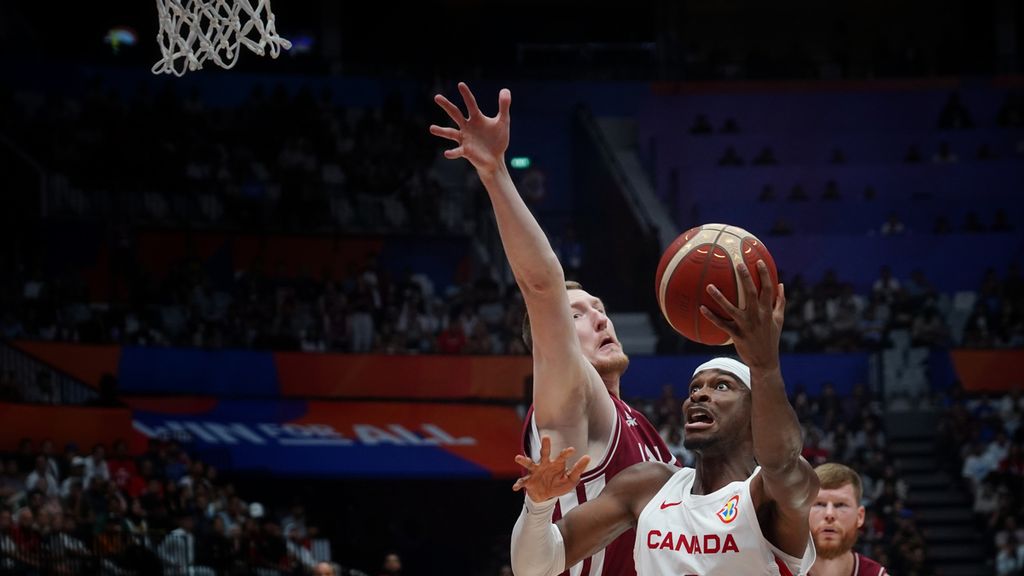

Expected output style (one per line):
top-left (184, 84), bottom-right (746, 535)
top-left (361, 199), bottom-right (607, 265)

top-left (716, 494), bottom-right (740, 524)
top-left (660, 500), bottom-right (682, 510)
top-left (646, 530), bottom-right (740, 554)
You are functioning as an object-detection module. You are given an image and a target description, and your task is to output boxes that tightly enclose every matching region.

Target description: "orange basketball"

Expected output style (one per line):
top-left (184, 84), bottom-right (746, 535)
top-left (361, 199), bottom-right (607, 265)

top-left (654, 223), bottom-right (778, 346)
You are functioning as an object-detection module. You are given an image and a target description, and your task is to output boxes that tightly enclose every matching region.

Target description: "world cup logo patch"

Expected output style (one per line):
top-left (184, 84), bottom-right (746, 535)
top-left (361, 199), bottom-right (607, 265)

top-left (716, 495), bottom-right (740, 524)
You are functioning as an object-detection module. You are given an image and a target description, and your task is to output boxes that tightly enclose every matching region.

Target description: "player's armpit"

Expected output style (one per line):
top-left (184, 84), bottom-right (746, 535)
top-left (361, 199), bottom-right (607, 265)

top-left (557, 462), bottom-right (676, 567)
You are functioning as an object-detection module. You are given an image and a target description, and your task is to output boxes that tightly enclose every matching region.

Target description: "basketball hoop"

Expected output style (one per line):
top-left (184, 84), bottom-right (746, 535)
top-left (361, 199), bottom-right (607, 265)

top-left (152, 0), bottom-right (291, 76)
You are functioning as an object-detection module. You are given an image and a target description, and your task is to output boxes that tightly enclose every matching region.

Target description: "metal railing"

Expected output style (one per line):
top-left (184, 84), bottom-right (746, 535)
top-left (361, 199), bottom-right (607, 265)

top-left (0, 341), bottom-right (99, 405)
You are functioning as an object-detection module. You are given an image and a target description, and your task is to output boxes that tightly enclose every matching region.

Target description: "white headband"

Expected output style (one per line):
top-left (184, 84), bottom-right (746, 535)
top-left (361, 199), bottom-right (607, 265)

top-left (692, 357), bottom-right (751, 388)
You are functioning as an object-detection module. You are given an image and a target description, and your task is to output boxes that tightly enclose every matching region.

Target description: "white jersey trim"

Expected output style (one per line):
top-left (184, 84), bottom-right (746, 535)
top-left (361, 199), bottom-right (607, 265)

top-left (738, 468), bottom-right (816, 575)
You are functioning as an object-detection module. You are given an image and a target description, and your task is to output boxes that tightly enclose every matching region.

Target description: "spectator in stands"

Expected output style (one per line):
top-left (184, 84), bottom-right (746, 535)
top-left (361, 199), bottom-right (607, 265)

top-left (931, 141), bottom-right (959, 164)
top-left (995, 539), bottom-right (1018, 575)
top-left (938, 92), bottom-right (973, 130)
top-left (903, 270), bottom-right (937, 310)
top-left (25, 456), bottom-right (59, 498)
top-left (903, 145), bottom-right (922, 164)
top-left (84, 444), bottom-right (110, 489)
top-left (769, 218), bottom-right (794, 236)
top-left (0, 370), bottom-right (21, 402)
top-left (720, 117), bottom-right (740, 133)
top-left (992, 208), bottom-right (1014, 233)
top-left (910, 307), bottom-right (950, 347)
top-left (159, 512), bottom-right (216, 576)
top-left (688, 114), bottom-right (713, 134)
top-left (872, 266), bottom-right (901, 304)
top-left (961, 442), bottom-right (995, 491)
top-left (664, 426), bottom-right (695, 467)
top-left (286, 522), bottom-right (318, 573)
top-left (829, 148), bottom-right (846, 165)
top-left (963, 211), bottom-right (987, 233)
top-left (996, 92), bottom-right (1023, 127)
top-left (717, 145), bottom-right (744, 166)
top-left (788, 183), bottom-right (809, 201)
top-left (752, 146), bottom-right (779, 165)
top-left (757, 184), bottom-right (776, 202)
top-left (281, 504), bottom-right (308, 540)
top-left (15, 439), bottom-right (36, 474)
top-left (932, 216), bottom-right (952, 234)
top-left (108, 439), bottom-right (140, 497)
top-left (822, 180), bottom-right (841, 200)
top-left (316, 562), bottom-right (338, 575)
top-left (379, 552), bottom-right (402, 576)
top-left (879, 212), bottom-right (906, 236)
top-left (976, 143), bottom-right (998, 160)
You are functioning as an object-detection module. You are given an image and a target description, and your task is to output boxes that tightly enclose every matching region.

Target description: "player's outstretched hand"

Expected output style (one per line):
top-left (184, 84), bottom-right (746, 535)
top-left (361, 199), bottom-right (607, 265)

top-left (429, 82), bottom-right (511, 177)
top-left (512, 436), bottom-right (591, 502)
top-left (700, 259), bottom-right (785, 371)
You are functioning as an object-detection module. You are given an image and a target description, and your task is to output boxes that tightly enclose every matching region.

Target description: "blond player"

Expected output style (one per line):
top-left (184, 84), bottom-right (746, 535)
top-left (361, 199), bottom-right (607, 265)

top-left (431, 83), bottom-right (676, 576)
top-left (808, 463), bottom-right (888, 576)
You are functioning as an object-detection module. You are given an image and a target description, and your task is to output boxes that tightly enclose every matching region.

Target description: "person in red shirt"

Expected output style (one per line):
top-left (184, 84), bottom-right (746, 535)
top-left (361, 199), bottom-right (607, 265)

top-left (107, 439), bottom-right (143, 497)
top-left (808, 463), bottom-right (889, 576)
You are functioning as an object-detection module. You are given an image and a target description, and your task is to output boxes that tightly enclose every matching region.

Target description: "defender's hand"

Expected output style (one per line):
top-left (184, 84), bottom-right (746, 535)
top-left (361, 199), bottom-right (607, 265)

top-left (512, 436), bottom-right (591, 502)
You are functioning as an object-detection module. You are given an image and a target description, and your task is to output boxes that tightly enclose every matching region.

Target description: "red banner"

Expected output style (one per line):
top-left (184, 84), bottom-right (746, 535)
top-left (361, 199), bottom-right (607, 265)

top-left (274, 353), bottom-right (531, 400)
top-left (950, 349), bottom-right (1024, 392)
top-left (12, 341), bottom-right (120, 389)
top-left (0, 403), bottom-right (134, 452)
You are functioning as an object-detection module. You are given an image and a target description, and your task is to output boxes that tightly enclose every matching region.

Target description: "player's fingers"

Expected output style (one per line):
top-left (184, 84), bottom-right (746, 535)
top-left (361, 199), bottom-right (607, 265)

top-left (554, 446), bottom-right (576, 466)
top-left (429, 125), bottom-right (461, 143)
top-left (458, 82), bottom-right (482, 118)
top-left (434, 94), bottom-right (466, 127)
top-left (512, 477), bottom-right (528, 492)
top-left (443, 147), bottom-right (464, 160)
top-left (736, 262), bottom-right (758, 309)
top-left (513, 455), bottom-right (536, 470)
top-left (566, 454), bottom-right (591, 482)
top-left (700, 305), bottom-right (737, 337)
top-left (539, 435), bottom-right (552, 461)
top-left (498, 88), bottom-right (512, 119)
top-left (756, 260), bottom-right (773, 306)
top-left (705, 284), bottom-right (741, 318)
top-left (773, 283), bottom-right (786, 326)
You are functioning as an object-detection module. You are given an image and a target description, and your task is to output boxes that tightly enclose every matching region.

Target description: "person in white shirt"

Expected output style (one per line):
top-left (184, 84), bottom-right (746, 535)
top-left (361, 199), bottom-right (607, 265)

top-left (511, 261), bottom-right (817, 575)
top-left (158, 514), bottom-right (216, 576)
top-left (25, 455), bottom-right (59, 498)
top-left (84, 444), bottom-right (111, 489)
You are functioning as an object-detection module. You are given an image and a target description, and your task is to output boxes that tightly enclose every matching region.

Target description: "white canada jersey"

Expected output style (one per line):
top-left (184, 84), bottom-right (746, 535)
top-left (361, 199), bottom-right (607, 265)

top-left (634, 467), bottom-right (815, 576)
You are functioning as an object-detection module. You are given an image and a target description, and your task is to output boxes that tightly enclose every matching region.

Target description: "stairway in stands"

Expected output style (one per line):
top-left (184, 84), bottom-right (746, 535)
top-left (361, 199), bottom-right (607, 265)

top-left (886, 410), bottom-right (988, 576)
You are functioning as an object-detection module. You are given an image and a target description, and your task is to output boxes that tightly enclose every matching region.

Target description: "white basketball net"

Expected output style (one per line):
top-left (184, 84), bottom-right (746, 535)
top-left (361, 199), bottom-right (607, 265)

top-left (152, 0), bottom-right (292, 76)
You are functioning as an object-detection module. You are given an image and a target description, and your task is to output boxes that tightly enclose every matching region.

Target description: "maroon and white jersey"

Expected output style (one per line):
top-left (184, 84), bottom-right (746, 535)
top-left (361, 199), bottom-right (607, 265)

top-left (849, 552), bottom-right (888, 576)
top-left (634, 467), bottom-right (815, 576)
top-left (523, 395), bottom-right (678, 576)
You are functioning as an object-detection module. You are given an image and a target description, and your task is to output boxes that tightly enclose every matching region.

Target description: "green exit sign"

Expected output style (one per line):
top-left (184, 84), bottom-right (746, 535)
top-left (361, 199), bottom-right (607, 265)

top-left (510, 156), bottom-right (531, 169)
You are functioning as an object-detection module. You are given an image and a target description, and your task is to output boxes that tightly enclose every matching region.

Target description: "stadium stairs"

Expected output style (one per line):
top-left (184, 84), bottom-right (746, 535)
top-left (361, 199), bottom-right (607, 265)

top-left (886, 409), bottom-right (988, 576)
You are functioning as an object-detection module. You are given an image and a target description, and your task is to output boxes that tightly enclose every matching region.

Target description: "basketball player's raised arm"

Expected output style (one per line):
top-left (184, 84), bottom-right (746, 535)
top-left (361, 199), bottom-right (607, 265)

top-left (510, 437), bottom-right (671, 576)
top-left (702, 260), bottom-right (818, 554)
top-left (429, 83), bottom-right (612, 453)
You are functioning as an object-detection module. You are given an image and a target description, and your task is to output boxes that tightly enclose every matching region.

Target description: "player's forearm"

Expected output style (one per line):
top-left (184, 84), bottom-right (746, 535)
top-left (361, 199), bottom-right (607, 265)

top-left (511, 495), bottom-right (566, 576)
top-left (478, 163), bottom-right (564, 294)
top-left (750, 364), bottom-right (803, 470)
